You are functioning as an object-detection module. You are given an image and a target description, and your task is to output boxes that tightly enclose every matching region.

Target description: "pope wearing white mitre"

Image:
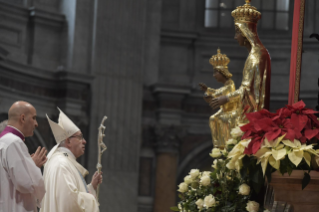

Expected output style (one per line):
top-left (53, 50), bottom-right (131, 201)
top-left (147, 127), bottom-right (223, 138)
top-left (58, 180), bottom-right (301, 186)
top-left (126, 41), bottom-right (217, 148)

top-left (40, 108), bottom-right (102, 212)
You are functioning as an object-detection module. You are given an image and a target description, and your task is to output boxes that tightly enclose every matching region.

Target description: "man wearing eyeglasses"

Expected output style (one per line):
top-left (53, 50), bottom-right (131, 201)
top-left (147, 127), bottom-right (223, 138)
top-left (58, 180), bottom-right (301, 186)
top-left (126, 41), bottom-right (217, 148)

top-left (40, 108), bottom-right (102, 212)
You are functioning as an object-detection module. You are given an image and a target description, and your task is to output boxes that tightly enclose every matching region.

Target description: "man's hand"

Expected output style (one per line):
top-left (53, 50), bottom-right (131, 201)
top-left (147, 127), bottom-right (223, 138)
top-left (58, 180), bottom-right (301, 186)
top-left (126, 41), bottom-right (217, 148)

top-left (199, 83), bottom-right (208, 92)
top-left (31, 146), bottom-right (47, 168)
top-left (209, 96), bottom-right (229, 109)
top-left (91, 171), bottom-right (103, 190)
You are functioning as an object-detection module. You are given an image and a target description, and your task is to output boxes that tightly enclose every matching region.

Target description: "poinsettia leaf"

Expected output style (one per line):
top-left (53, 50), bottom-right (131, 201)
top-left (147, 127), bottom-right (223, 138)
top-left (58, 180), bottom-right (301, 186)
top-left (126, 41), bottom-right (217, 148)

top-left (284, 128), bottom-right (296, 141)
top-left (292, 100), bottom-right (306, 109)
top-left (304, 129), bottom-right (319, 140)
top-left (302, 108), bottom-right (318, 115)
top-left (287, 165), bottom-right (293, 176)
top-left (252, 139), bottom-right (263, 154)
top-left (265, 165), bottom-right (273, 183)
top-left (291, 113), bottom-right (308, 132)
top-left (302, 172), bottom-right (311, 190)
top-left (265, 129), bottom-right (281, 141)
top-left (242, 155), bottom-right (250, 167)
top-left (170, 206), bottom-right (180, 211)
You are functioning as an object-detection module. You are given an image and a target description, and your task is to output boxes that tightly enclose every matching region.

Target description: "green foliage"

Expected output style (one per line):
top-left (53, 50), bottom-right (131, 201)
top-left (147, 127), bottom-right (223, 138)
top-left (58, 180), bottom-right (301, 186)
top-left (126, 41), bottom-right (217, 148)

top-left (302, 172), bottom-right (311, 190)
top-left (174, 156), bottom-right (252, 212)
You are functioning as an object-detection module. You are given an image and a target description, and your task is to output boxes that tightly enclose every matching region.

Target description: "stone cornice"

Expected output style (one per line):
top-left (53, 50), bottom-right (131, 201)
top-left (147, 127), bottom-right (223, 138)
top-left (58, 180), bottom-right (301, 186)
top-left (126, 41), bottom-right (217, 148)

top-left (0, 2), bottom-right (65, 27)
top-left (0, 59), bottom-right (94, 101)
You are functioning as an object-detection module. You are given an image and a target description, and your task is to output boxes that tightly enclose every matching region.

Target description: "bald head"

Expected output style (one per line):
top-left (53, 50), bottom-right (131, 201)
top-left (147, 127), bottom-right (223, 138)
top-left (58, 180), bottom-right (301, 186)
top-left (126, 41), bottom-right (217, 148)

top-left (8, 101), bottom-right (34, 122)
top-left (7, 101), bottom-right (38, 137)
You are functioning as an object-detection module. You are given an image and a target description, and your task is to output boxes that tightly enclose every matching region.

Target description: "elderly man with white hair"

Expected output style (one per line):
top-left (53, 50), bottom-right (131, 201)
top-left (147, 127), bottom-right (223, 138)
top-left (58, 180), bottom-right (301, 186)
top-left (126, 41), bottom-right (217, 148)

top-left (40, 108), bottom-right (102, 212)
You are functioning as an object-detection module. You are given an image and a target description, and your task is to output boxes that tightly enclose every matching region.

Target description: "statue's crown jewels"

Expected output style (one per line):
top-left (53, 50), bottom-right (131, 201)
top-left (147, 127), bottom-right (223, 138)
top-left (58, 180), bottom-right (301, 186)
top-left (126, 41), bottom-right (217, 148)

top-left (209, 48), bottom-right (230, 69)
top-left (209, 48), bottom-right (232, 78)
top-left (231, 0), bottom-right (261, 24)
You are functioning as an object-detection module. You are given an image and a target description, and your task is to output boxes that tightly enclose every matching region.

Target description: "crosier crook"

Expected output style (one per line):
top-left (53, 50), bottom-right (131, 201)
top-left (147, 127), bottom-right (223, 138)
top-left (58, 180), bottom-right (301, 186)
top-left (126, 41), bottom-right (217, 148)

top-left (96, 116), bottom-right (107, 200)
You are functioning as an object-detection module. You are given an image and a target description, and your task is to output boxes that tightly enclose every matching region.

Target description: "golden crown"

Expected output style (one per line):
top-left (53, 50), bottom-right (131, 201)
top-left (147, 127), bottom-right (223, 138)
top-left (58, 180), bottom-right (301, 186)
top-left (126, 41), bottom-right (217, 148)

top-left (231, 0), bottom-right (261, 24)
top-left (209, 48), bottom-right (232, 79)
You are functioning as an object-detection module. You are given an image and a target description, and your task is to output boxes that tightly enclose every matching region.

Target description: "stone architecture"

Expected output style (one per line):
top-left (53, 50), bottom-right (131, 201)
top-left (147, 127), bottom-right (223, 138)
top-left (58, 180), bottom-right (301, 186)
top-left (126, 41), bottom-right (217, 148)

top-left (0, 0), bottom-right (319, 212)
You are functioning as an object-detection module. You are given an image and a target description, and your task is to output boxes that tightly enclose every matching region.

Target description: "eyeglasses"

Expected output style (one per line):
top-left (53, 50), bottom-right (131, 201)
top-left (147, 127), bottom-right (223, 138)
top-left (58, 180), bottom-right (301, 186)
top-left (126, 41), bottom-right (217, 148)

top-left (69, 134), bottom-right (84, 141)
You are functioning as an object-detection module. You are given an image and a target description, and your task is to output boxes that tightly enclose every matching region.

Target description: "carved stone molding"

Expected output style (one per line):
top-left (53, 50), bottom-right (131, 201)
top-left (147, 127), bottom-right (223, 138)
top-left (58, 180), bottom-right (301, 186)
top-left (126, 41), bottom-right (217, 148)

top-left (153, 125), bottom-right (186, 154)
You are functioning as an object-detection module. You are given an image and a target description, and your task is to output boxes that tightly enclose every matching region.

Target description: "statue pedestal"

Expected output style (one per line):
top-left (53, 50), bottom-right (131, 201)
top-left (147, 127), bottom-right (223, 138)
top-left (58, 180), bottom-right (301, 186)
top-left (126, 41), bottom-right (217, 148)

top-left (268, 170), bottom-right (319, 212)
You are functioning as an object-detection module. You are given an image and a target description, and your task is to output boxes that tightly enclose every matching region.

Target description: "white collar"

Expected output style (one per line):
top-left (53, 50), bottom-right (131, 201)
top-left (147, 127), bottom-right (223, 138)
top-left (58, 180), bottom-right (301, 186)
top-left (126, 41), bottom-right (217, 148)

top-left (57, 147), bottom-right (88, 177)
top-left (7, 125), bottom-right (25, 137)
top-left (57, 147), bottom-right (76, 160)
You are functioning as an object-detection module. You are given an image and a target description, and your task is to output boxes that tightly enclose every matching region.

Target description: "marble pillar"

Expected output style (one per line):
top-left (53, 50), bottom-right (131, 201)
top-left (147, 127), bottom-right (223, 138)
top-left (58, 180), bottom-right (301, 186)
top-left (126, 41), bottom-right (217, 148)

top-left (87, 0), bottom-right (147, 211)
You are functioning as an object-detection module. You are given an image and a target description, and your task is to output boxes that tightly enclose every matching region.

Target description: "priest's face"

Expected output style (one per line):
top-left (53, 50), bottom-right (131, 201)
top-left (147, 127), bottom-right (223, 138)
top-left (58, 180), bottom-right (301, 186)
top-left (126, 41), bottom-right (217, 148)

top-left (24, 106), bottom-right (38, 137)
top-left (68, 131), bottom-right (86, 158)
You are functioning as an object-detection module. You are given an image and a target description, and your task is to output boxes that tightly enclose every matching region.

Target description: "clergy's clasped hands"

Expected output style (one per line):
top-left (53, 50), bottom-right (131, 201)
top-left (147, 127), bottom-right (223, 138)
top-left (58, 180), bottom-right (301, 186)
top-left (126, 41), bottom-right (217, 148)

top-left (91, 171), bottom-right (103, 190)
top-left (31, 146), bottom-right (47, 168)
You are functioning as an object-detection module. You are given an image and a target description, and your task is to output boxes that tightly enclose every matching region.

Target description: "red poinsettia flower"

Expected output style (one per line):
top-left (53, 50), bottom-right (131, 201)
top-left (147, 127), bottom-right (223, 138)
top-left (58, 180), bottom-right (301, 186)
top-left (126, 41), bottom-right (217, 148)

top-left (287, 100), bottom-right (318, 132)
top-left (244, 135), bottom-right (264, 155)
top-left (303, 115), bottom-right (319, 141)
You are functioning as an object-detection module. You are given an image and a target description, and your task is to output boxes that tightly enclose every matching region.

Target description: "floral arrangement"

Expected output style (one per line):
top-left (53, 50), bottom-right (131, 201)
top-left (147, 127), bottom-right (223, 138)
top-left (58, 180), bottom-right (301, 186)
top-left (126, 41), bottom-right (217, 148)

top-left (227, 100), bottom-right (319, 191)
top-left (172, 155), bottom-right (261, 212)
top-left (172, 100), bottom-right (319, 212)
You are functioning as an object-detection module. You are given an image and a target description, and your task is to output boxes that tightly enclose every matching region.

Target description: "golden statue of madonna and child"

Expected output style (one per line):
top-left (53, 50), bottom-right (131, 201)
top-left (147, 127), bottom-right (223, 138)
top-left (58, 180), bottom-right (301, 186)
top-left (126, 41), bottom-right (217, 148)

top-left (200, 0), bottom-right (271, 149)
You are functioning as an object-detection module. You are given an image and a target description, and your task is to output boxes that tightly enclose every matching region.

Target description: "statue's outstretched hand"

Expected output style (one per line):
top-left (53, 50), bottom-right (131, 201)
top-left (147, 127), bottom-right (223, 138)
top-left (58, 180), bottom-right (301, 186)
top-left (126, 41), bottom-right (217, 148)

top-left (209, 96), bottom-right (229, 109)
top-left (203, 93), bottom-right (212, 103)
top-left (199, 83), bottom-right (208, 92)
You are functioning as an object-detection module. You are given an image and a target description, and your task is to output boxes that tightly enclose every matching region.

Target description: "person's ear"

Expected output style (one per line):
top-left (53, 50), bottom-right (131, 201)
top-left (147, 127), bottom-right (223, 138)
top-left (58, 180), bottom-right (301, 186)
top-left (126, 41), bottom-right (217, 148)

top-left (65, 138), bottom-right (71, 147)
top-left (20, 114), bottom-right (25, 123)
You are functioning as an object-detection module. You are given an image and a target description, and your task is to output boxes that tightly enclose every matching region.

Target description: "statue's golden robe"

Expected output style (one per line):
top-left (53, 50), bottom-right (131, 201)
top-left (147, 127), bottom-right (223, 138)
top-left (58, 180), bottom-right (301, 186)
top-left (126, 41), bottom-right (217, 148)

top-left (227, 22), bottom-right (271, 113)
top-left (206, 79), bottom-right (239, 148)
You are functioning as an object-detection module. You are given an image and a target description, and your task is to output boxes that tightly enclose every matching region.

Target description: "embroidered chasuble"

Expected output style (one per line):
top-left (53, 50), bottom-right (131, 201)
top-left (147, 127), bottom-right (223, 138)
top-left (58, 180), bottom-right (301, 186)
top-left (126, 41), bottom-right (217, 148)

top-left (0, 126), bottom-right (46, 212)
top-left (40, 147), bottom-right (99, 212)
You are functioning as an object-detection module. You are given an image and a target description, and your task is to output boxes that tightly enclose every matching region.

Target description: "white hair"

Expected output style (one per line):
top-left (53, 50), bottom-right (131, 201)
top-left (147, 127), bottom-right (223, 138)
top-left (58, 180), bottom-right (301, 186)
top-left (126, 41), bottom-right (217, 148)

top-left (58, 140), bottom-right (66, 147)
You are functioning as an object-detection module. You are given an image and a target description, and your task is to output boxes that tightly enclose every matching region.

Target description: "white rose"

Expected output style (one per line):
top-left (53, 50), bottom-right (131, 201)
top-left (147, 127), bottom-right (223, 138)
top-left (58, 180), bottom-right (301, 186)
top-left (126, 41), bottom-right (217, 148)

top-left (184, 175), bottom-right (193, 184)
top-left (212, 159), bottom-right (218, 169)
top-left (204, 194), bottom-right (216, 208)
top-left (189, 169), bottom-right (200, 180)
top-left (210, 148), bottom-right (222, 158)
top-left (231, 126), bottom-right (244, 138)
top-left (221, 148), bottom-right (227, 156)
top-left (195, 199), bottom-right (204, 210)
top-left (200, 175), bottom-right (211, 186)
top-left (238, 183), bottom-right (250, 195)
top-left (226, 138), bottom-right (237, 146)
top-left (202, 171), bottom-right (211, 177)
top-left (246, 201), bottom-right (259, 212)
top-left (177, 182), bottom-right (188, 193)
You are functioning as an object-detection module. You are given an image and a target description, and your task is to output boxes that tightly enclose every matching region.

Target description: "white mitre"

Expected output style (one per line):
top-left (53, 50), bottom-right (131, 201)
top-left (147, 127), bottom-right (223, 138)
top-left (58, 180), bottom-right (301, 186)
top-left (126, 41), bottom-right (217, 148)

top-left (46, 108), bottom-right (80, 160)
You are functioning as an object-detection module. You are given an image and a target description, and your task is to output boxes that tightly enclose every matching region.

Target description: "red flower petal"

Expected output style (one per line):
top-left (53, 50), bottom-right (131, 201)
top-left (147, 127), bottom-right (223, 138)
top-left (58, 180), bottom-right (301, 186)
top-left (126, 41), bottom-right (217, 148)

top-left (291, 113), bottom-right (308, 132)
top-left (264, 129), bottom-right (281, 141)
top-left (284, 128), bottom-right (296, 141)
top-left (304, 129), bottom-right (319, 140)
top-left (292, 100), bottom-right (306, 110)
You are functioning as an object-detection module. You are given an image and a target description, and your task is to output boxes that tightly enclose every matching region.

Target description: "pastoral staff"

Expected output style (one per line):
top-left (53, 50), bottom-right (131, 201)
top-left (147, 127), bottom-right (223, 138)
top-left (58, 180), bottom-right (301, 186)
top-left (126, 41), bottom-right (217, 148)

top-left (40, 108), bottom-right (102, 212)
top-left (0, 101), bottom-right (47, 212)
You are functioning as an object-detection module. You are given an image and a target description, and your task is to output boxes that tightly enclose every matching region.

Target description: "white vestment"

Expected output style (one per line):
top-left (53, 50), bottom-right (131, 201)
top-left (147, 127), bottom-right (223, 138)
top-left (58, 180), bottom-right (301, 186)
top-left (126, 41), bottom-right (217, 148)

top-left (40, 147), bottom-right (99, 212)
top-left (0, 133), bottom-right (45, 212)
